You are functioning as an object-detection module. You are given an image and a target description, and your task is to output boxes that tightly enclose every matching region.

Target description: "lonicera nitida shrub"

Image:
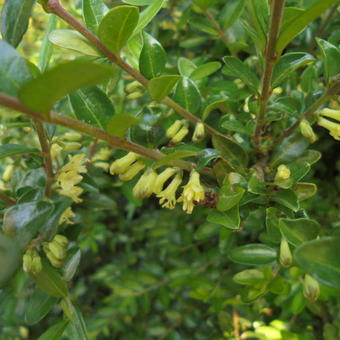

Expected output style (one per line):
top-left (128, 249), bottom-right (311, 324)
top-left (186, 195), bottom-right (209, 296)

top-left (0, 0), bottom-right (340, 338)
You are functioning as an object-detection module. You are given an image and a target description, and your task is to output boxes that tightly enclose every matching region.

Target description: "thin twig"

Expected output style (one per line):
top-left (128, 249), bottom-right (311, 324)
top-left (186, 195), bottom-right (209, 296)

top-left (33, 120), bottom-right (54, 196)
top-left (253, 0), bottom-right (285, 150)
top-left (42, 0), bottom-right (221, 137)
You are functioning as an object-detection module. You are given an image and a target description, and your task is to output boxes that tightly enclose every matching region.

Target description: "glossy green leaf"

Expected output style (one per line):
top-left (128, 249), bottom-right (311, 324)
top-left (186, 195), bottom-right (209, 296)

top-left (134, 0), bottom-right (165, 35)
top-left (272, 189), bottom-right (299, 212)
top-left (63, 249), bottom-right (81, 282)
top-left (38, 320), bottom-right (69, 340)
top-left (265, 207), bottom-right (281, 244)
top-left (123, 0), bottom-right (153, 5)
top-left (178, 57), bottom-right (197, 77)
top-left (19, 60), bottom-right (114, 114)
top-left (293, 182), bottom-right (317, 201)
top-left (82, 0), bottom-right (108, 34)
top-left (295, 237), bottom-right (340, 289)
top-left (69, 86), bottom-right (115, 129)
top-left (153, 150), bottom-right (200, 169)
top-left (190, 62), bottom-right (221, 81)
top-left (1, 0), bottom-right (36, 47)
top-left (279, 218), bottom-right (319, 247)
top-left (3, 201), bottom-right (54, 248)
top-left (207, 205), bottom-right (240, 230)
top-left (272, 52), bottom-right (315, 87)
top-left (221, 0), bottom-right (245, 29)
top-left (212, 135), bottom-right (248, 172)
top-left (233, 269), bottom-right (265, 285)
top-left (139, 32), bottom-right (167, 79)
top-left (217, 186), bottom-right (245, 212)
top-left (0, 144), bottom-right (39, 159)
top-left (98, 5), bottom-right (139, 54)
top-left (173, 77), bottom-right (201, 114)
top-left (0, 233), bottom-right (21, 287)
top-left (106, 114), bottom-right (140, 138)
top-left (276, 0), bottom-right (339, 55)
top-left (223, 56), bottom-right (260, 94)
top-left (25, 288), bottom-right (58, 325)
top-left (0, 40), bottom-right (33, 96)
top-left (275, 161), bottom-right (311, 189)
top-left (299, 149), bottom-right (321, 165)
top-left (147, 75), bottom-right (181, 101)
top-left (38, 14), bottom-right (57, 72)
top-left (49, 29), bottom-right (101, 57)
top-left (62, 301), bottom-right (88, 340)
top-left (229, 244), bottom-right (277, 265)
top-left (196, 148), bottom-right (220, 170)
top-left (316, 38), bottom-right (340, 83)
top-left (194, 223), bottom-right (220, 241)
top-left (33, 262), bottom-right (68, 298)
top-left (202, 98), bottom-right (229, 121)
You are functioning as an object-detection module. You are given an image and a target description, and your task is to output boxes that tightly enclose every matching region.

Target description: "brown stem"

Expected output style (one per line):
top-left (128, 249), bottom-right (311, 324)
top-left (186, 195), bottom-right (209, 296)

top-left (253, 0), bottom-right (285, 150)
top-left (43, 0), bottom-right (221, 136)
top-left (33, 120), bottom-right (54, 196)
top-left (0, 190), bottom-right (16, 206)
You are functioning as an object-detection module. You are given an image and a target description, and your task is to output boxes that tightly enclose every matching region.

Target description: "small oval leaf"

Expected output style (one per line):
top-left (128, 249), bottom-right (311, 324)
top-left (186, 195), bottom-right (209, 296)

top-left (229, 244), bottom-right (277, 265)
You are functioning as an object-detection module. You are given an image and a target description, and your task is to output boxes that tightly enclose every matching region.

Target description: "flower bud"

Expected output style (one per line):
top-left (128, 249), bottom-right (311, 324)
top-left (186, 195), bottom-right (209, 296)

top-left (303, 274), bottom-right (320, 301)
top-left (133, 168), bottom-right (158, 199)
top-left (43, 246), bottom-right (63, 268)
top-left (64, 142), bottom-right (82, 151)
top-left (119, 161), bottom-right (145, 181)
top-left (299, 119), bottom-right (317, 143)
top-left (272, 87), bottom-right (283, 95)
top-left (110, 152), bottom-right (139, 175)
top-left (153, 168), bottom-right (177, 194)
top-left (166, 120), bottom-right (182, 139)
top-left (125, 81), bottom-right (142, 93)
top-left (171, 126), bottom-right (189, 144)
top-left (63, 132), bottom-right (83, 142)
top-left (279, 238), bottom-right (292, 267)
top-left (53, 234), bottom-right (69, 248)
top-left (192, 122), bottom-right (205, 143)
top-left (48, 241), bottom-right (67, 260)
top-left (275, 164), bottom-right (291, 182)
top-left (126, 91), bottom-right (143, 100)
top-left (23, 249), bottom-right (42, 275)
top-left (2, 164), bottom-right (14, 182)
top-left (318, 117), bottom-right (340, 141)
top-left (319, 108), bottom-right (340, 122)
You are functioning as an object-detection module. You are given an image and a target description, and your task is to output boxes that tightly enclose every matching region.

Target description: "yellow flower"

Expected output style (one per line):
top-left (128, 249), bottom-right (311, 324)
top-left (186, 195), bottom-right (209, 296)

top-left (63, 131), bottom-right (83, 142)
top-left (60, 154), bottom-right (87, 173)
top-left (59, 186), bottom-right (84, 203)
top-left (92, 147), bottom-right (113, 162)
top-left (166, 120), bottom-right (182, 138)
top-left (317, 117), bottom-right (340, 140)
top-left (153, 168), bottom-right (177, 194)
top-left (119, 161), bottom-right (145, 181)
top-left (157, 172), bottom-right (182, 209)
top-left (178, 171), bottom-right (205, 214)
top-left (133, 168), bottom-right (158, 199)
top-left (110, 152), bottom-right (139, 175)
top-left (319, 108), bottom-right (340, 122)
top-left (192, 122), bottom-right (205, 143)
top-left (299, 119), bottom-right (317, 143)
top-left (275, 164), bottom-right (291, 181)
top-left (57, 170), bottom-right (82, 189)
top-left (94, 162), bottom-right (110, 171)
top-left (170, 125), bottom-right (189, 144)
top-left (59, 207), bottom-right (75, 225)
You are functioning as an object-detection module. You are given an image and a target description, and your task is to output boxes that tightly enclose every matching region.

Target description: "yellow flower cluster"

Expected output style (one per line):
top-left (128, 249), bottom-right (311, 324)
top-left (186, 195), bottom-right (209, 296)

top-left (166, 120), bottom-right (205, 144)
top-left (317, 108), bottom-right (340, 141)
top-left (56, 154), bottom-right (87, 203)
top-left (109, 153), bottom-right (205, 214)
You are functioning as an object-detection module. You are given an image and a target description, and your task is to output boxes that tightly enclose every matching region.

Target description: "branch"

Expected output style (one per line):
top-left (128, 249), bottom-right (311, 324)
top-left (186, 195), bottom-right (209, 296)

top-left (43, 0), bottom-right (221, 137)
top-left (253, 0), bottom-right (285, 150)
top-left (33, 120), bottom-right (54, 196)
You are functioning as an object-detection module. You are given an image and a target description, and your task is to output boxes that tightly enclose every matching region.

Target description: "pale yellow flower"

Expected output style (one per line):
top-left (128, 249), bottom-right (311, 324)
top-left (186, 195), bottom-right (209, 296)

top-left (153, 168), bottom-right (177, 194)
top-left (92, 147), bottom-right (113, 162)
top-left (57, 170), bottom-right (82, 190)
top-left (178, 171), bottom-right (205, 214)
top-left (299, 119), bottom-right (317, 143)
top-left (166, 120), bottom-right (182, 138)
top-left (275, 164), bottom-right (291, 181)
top-left (60, 154), bottom-right (87, 173)
top-left (110, 152), bottom-right (139, 175)
top-left (318, 117), bottom-right (340, 140)
top-left (119, 161), bottom-right (145, 181)
top-left (192, 122), bottom-right (205, 143)
top-left (319, 108), bottom-right (340, 122)
top-left (59, 207), bottom-right (75, 225)
top-left (59, 186), bottom-right (84, 203)
top-left (157, 172), bottom-right (182, 209)
top-left (133, 168), bottom-right (158, 199)
top-left (170, 125), bottom-right (189, 144)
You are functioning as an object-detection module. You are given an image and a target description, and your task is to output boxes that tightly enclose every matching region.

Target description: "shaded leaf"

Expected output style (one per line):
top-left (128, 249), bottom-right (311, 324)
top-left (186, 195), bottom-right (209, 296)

top-left (0, 144), bottom-right (39, 159)
top-left (153, 150), bottom-right (200, 169)
top-left (173, 77), bottom-right (201, 114)
top-left (106, 113), bottom-right (140, 137)
top-left (38, 320), bottom-right (69, 340)
top-left (190, 61), bottom-right (221, 81)
top-left (147, 75), bottom-right (181, 101)
top-left (207, 205), bottom-right (240, 230)
top-left (82, 0), bottom-right (108, 34)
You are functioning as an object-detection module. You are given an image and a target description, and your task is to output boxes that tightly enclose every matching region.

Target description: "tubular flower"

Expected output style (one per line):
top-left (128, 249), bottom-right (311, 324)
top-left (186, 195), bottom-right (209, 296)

top-left (133, 168), bottom-right (158, 199)
top-left (299, 119), bottom-right (317, 143)
top-left (319, 108), bottom-right (340, 122)
top-left (275, 164), bottom-right (291, 182)
top-left (59, 207), bottom-right (75, 225)
top-left (157, 172), bottom-right (182, 209)
top-left (192, 123), bottom-right (205, 143)
top-left (92, 147), bottom-right (113, 162)
top-left (109, 152), bottom-right (139, 175)
top-left (317, 117), bottom-right (340, 140)
top-left (171, 125), bottom-right (189, 144)
top-left (166, 120), bottom-right (182, 138)
top-left (153, 168), bottom-right (177, 194)
top-left (178, 171), bottom-right (205, 214)
top-left (60, 154), bottom-right (87, 174)
top-left (119, 161), bottom-right (145, 181)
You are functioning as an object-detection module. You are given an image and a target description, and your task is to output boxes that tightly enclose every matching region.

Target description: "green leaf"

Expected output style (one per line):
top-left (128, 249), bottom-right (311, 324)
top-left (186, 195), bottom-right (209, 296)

top-left (134, 0), bottom-right (165, 35)
top-left (32, 262), bottom-right (68, 298)
top-left (38, 320), bottom-right (69, 340)
top-left (223, 56), bottom-right (260, 94)
top-left (0, 233), bottom-right (21, 287)
top-left (233, 269), bottom-right (265, 285)
top-left (123, 0), bottom-right (153, 5)
top-left (265, 207), bottom-right (281, 244)
top-left (272, 189), bottom-right (299, 212)
top-left (178, 57), bottom-right (197, 77)
top-left (19, 60), bottom-right (114, 115)
top-left (276, 0), bottom-right (339, 55)
top-left (202, 98), bottom-right (229, 121)
top-left (279, 218), bottom-right (319, 247)
top-left (98, 5), bottom-right (139, 54)
top-left (106, 114), bottom-right (140, 138)
top-left (173, 77), bottom-right (201, 114)
top-left (153, 150), bottom-right (200, 169)
top-left (25, 288), bottom-right (58, 325)
top-left (190, 62), bottom-right (221, 81)
top-left (0, 144), bottom-right (39, 159)
top-left (192, 0), bottom-right (215, 10)
top-left (293, 182), bottom-right (317, 201)
top-left (139, 32), bottom-right (167, 79)
top-left (212, 135), bottom-right (248, 172)
top-left (207, 205), bottom-right (240, 230)
top-left (0, 40), bottom-right (33, 96)
top-left (82, 0), bottom-right (108, 34)
top-left (221, 0), bottom-right (245, 29)
top-left (316, 38), bottom-right (340, 83)
top-left (63, 249), bottom-right (81, 282)
top-left (272, 52), bottom-right (315, 87)
top-left (229, 244), bottom-right (277, 265)
top-left (275, 161), bottom-right (311, 189)
top-left (1, 0), bottom-right (36, 47)
top-left (3, 201), bottom-right (54, 248)
top-left (62, 301), bottom-right (88, 340)
top-left (147, 75), bottom-right (181, 101)
top-left (196, 148), bottom-right (220, 171)
top-left (49, 29), bottom-right (101, 57)
top-left (295, 237), bottom-right (340, 289)
top-left (194, 223), bottom-right (220, 241)
top-left (217, 187), bottom-right (245, 212)
top-left (69, 86), bottom-right (115, 129)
